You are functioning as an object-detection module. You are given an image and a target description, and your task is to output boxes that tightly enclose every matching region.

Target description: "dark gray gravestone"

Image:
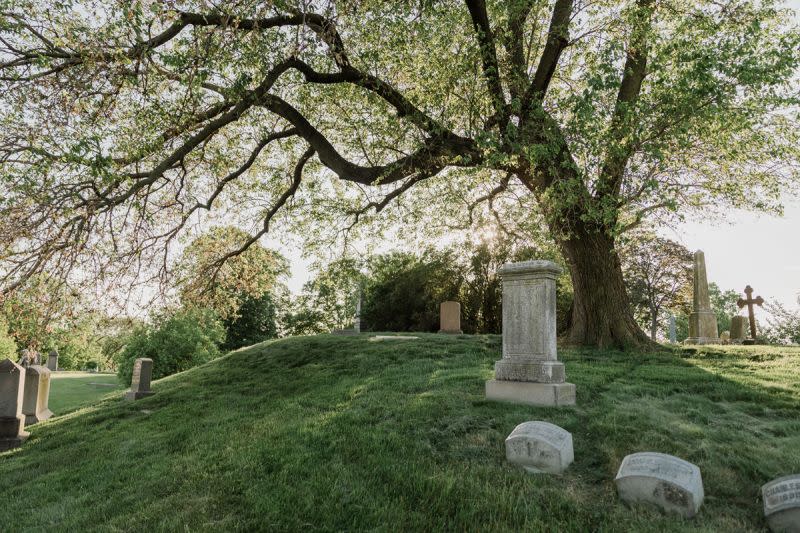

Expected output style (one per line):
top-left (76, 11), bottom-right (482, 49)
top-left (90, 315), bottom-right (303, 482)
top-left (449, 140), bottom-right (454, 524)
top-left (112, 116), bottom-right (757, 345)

top-left (125, 358), bottom-right (155, 401)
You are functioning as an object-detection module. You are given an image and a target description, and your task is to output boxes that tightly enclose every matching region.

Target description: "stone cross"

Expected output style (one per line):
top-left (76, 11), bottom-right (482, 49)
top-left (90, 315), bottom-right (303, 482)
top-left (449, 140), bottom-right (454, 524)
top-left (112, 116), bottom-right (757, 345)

top-left (125, 358), bottom-right (155, 401)
top-left (736, 285), bottom-right (764, 340)
top-left (485, 260), bottom-right (575, 406)
top-left (0, 358), bottom-right (30, 451)
top-left (686, 250), bottom-right (719, 344)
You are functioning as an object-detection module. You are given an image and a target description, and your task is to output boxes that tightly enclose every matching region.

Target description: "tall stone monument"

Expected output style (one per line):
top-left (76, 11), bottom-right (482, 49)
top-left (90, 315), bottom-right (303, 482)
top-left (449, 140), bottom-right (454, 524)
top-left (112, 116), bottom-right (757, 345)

top-left (438, 301), bottom-right (462, 334)
top-left (22, 365), bottom-right (53, 425)
top-left (685, 251), bottom-right (719, 344)
top-left (485, 260), bottom-right (575, 406)
top-left (0, 358), bottom-right (30, 451)
top-left (125, 358), bottom-right (155, 401)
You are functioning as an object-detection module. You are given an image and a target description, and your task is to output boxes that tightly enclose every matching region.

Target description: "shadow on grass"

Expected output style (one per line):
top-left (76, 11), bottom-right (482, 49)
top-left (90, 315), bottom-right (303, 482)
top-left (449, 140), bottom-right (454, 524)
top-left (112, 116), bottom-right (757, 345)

top-left (0, 334), bottom-right (797, 532)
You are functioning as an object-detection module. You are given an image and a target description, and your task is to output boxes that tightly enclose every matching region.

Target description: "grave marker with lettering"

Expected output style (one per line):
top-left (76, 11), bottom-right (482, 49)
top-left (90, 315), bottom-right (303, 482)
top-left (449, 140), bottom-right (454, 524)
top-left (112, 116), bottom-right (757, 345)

top-left (505, 421), bottom-right (573, 474)
top-left (615, 452), bottom-right (704, 518)
top-left (762, 474), bottom-right (800, 532)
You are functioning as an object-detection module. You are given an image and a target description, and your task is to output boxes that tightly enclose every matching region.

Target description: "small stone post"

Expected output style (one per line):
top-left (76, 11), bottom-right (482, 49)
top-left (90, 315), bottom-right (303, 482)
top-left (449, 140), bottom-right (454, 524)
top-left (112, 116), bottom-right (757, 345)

top-left (46, 349), bottom-right (58, 371)
top-left (0, 358), bottom-right (30, 451)
top-left (485, 260), bottom-right (575, 406)
top-left (685, 251), bottom-right (719, 344)
top-left (125, 358), bottom-right (156, 401)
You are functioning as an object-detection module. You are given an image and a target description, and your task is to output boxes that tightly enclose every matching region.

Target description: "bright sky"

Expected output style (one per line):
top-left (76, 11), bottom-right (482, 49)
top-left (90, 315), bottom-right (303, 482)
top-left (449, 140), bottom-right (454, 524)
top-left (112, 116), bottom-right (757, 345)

top-left (279, 1), bottom-right (800, 311)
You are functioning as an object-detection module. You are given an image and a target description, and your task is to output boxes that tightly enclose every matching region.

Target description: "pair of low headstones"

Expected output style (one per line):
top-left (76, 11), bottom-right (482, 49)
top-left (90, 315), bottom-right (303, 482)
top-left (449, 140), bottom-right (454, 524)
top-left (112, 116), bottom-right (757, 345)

top-left (506, 421), bottom-right (799, 529)
top-left (0, 359), bottom-right (54, 452)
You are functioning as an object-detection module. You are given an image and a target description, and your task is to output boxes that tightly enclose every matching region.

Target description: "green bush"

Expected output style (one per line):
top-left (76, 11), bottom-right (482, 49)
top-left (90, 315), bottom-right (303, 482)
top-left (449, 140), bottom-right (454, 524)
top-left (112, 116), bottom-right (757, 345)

top-left (0, 315), bottom-right (17, 360)
top-left (223, 293), bottom-right (278, 350)
top-left (116, 308), bottom-right (225, 385)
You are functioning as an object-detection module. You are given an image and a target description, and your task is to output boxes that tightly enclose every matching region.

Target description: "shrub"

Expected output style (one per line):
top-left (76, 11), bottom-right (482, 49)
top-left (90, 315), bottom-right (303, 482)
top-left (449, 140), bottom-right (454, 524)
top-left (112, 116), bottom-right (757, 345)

top-left (0, 315), bottom-right (17, 360)
top-left (223, 293), bottom-right (278, 350)
top-left (116, 308), bottom-right (225, 385)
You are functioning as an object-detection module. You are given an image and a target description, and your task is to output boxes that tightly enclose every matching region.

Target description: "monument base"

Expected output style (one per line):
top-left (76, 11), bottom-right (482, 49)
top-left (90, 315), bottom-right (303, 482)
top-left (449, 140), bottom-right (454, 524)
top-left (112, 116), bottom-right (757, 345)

top-left (331, 329), bottom-right (359, 336)
top-left (125, 391), bottom-right (156, 401)
top-left (0, 416), bottom-right (30, 451)
top-left (438, 329), bottom-right (462, 334)
top-left (485, 380), bottom-right (575, 406)
top-left (683, 337), bottom-right (720, 345)
top-left (24, 409), bottom-right (53, 426)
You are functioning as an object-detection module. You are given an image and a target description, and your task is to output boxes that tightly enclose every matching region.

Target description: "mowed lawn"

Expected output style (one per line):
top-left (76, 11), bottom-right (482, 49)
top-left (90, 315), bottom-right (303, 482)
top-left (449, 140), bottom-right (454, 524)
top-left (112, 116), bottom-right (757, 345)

top-left (1, 335), bottom-right (799, 531)
top-left (48, 372), bottom-right (124, 414)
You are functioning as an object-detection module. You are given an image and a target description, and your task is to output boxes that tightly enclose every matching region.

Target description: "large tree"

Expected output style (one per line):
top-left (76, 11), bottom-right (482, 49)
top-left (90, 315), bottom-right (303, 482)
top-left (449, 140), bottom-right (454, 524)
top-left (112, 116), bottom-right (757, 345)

top-left (0, 1), bottom-right (798, 347)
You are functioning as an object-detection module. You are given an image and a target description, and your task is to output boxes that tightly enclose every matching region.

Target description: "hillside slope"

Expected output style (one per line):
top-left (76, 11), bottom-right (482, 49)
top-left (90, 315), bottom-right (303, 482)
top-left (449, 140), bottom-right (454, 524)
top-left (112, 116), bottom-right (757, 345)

top-left (1, 335), bottom-right (799, 532)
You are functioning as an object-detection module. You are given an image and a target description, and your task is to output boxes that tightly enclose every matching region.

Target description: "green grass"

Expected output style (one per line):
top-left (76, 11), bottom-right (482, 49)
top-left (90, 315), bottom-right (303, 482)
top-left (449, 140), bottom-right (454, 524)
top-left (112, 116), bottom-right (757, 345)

top-left (48, 372), bottom-right (124, 414)
top-left (2, 334), bottom-right (799, 531)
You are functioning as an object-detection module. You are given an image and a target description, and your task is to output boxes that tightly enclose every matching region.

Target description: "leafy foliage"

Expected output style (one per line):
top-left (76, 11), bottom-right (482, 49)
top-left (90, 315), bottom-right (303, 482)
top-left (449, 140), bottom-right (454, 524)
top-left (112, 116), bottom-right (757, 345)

top-left (222, 292), bottom-right (278, 351)
top-left (1, 0), bottom-right (797, 346)
top-left (620, 234), bottom-right (692, 340)
top-left (0, 314), bottom-right (16, 360)
top-left (178, 226), bottom-right (289, 321)
top-left (763, 300), bottom-right (800, 345)
top-left (116, 307), bottom-right (225, 384)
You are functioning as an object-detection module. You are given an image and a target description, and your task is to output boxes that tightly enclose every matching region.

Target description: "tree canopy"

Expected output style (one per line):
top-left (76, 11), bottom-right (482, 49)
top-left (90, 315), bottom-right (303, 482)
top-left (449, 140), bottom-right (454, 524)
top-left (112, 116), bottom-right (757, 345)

top-left (1, 0), bottom-right (798, 346)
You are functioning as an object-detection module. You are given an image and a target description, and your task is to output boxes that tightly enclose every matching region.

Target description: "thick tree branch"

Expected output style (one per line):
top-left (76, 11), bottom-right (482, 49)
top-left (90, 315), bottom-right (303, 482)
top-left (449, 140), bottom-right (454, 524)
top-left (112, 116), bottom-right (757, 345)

top-left (465, 0), bottom-right (508, 127)
top-left (596, 0), bottom-right (655, 200)
top-left (523, 0), bottom-right (573, 112)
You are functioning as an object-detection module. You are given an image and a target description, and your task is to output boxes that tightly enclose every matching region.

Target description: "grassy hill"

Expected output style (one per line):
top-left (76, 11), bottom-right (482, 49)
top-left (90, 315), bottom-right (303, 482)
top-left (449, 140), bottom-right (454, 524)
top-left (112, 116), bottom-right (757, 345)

top-left (2, 334), bottom-right (799, 532)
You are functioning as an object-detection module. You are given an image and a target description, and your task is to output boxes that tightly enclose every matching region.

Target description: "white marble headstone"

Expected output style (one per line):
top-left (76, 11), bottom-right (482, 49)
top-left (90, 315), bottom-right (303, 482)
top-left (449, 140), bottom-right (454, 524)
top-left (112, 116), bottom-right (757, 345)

top-left (762, 474), bottom-right (800, 532)
top-left (505, 421), bottom-right (573, 474)
top-left (615, 452), bottom-right (704, 518)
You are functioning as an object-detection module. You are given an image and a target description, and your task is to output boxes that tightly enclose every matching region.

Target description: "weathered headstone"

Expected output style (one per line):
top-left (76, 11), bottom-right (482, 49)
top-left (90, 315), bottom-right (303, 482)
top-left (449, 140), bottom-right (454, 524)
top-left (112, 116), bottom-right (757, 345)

top-left (737, 285), bottom-right (764, 343)
top-left (762, 474), bottom-right (800, 532)
top-left (719, 331), bottom-right (730, 343)
top-left (615, 452), bottom-right (704, 518)
top-left (125, 358), bottom-right (155, 400)
top-left (485, 260), bottom-right (575, 406)
top-left (46, 349), bottom-right (58, 371)
top-left (17, 349), bottom-right (31, 368)
top-left (685, 251), bottom-right (719, 344)
top-left (669, 314), bottom-right (677, 344)
top-left (505, 421), bottom-right (573, 474)
top-left (0, 358), bottom-right (29, 451)
top-left (438, 301), bottom-right (462, 334)
top-left (731, 316), bottom-right (747, 343)
top-left (22, 365), bottom-right (53, 425)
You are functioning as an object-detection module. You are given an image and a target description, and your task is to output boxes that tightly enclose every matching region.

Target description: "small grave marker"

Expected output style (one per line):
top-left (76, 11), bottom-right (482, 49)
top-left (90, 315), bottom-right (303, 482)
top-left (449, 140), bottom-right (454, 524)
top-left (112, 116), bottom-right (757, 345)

top-left (505, 421), bottom-right (573, 474)
top-left (762, 474), bottom-right (800, 532)
top-left (125, 358), bottom-right (155, 401)
top-left (22, 365), bottom-right (53, 425)
top-left (615, 452), bottom-right (704, 518)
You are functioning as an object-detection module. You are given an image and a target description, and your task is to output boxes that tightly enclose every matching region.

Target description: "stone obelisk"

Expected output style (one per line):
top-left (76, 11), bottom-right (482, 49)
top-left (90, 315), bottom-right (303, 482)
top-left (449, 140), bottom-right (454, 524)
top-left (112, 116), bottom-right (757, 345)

top-left (685, 250), bottom-right (718, 344)
top-left (485, 260), bottom-right (575, 406)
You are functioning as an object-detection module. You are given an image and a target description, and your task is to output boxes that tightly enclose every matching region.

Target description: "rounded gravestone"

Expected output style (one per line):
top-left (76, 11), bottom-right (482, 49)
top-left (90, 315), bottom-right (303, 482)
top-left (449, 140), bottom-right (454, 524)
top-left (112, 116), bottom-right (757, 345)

top-left (505, 421), bottom-right (573, 474)
top-left (615, 452), bottom-right (704, 518)
top-left (762, 474), bottom-right (800, 532)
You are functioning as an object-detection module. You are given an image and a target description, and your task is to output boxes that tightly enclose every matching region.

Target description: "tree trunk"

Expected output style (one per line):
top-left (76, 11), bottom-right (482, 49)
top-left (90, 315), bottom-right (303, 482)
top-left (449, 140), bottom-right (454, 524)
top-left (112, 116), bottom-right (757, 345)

top-left (558, 222), bottom-right (653, 348)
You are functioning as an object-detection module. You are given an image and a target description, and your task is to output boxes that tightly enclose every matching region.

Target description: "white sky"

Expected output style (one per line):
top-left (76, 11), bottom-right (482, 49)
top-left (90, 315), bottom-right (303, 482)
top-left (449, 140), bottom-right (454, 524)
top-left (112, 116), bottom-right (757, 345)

top-left (278, 1), bottom-right (800, 310)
